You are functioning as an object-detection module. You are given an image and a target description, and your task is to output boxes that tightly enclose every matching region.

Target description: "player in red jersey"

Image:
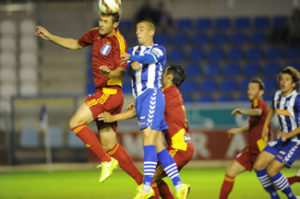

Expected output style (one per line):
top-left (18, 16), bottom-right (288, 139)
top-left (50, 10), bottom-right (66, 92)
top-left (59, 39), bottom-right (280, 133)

top-left (288, 169), bottom-right (300, 185)
top-left (219, 77), bottom-right (269, 199)
top-left (98, 64), bottom-right (194, 199)
top-left (35, 12), bottom-right (143, 184)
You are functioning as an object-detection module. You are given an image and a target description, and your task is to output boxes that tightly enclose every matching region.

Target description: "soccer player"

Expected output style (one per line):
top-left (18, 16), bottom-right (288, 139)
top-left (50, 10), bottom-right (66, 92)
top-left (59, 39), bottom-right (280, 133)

top-left (35, 12), bottom-right (143, 185)
top-left (121, 20), bottom-right (190, 199)
top-left (253, 66), bottom-right (300, 199)
top-left (98, 64), bottom-right (195, 199)
top-left (288, 169), bottom-right (300, 185)
top-left (219, 77), bottom-right (269, 199)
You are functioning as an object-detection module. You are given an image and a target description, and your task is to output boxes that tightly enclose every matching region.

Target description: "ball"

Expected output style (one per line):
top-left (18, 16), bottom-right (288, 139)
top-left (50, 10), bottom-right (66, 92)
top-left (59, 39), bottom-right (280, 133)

top-left (98, 0), bottom-right (121, 14)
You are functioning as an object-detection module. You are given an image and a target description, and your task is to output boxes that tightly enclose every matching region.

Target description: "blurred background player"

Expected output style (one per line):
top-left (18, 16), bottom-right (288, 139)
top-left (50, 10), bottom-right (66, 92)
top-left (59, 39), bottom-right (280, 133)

top-left (253, 66), bottom-right (300, 199)
top-left (219, 77), bottom-right (269, 199)
top-left (99, 64), bottom-right (195, 199)
top-left (35, 12), bottom-right (143, 185)
top-left (120, 20), bottom-right (190, 199)
top-left (288, 168), bottom-right (300, 185)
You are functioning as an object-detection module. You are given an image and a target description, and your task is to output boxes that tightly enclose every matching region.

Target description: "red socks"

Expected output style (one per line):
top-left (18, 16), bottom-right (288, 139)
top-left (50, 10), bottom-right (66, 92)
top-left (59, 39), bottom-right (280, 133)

top-left (106, 144), bottom-right (143, 185)
top-left (287, 176), bottom-right (300, 185)
top-left (158, 180), bottom-right (175, 199)
top-left (72, 124), bottom-right (111, 162)
top-left (219, 175), bottom-right (235, 199)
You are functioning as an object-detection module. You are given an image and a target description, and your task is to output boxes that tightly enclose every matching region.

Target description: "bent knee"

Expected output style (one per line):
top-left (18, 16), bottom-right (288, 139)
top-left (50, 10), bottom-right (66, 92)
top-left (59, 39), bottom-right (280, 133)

top-left (253, 161), bottom-right (265, 171)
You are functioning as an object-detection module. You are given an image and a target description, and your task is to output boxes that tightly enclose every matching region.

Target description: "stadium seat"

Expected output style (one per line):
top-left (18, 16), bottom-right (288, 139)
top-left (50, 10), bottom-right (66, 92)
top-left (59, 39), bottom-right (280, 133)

top-left (204, 63), bottom-right (221, 75)
top-left (212, 33), bottom-right (228, 44)
top-left (234, 17), bottom-right (250, 29)
top-left (169, 49), bottom-right (185, 62)
top-left (215, 18), bottom-right (230, 29)
top-left (0, 51), bottom-right (17, 67)
top-left (19, 68), bottom-right (38, 82)
top-left (263, 63), bottom-right (281, 75)
top-left (267, 47), bottom-right (283, 59)
top-left (86, 81), bottom-right (96, 94)
top-left (220, 79), bottom-right (238, 92)
top-left (20, 35), bottom-right (38, 51)
top-left (228, 48), bottom-right (244, 60)
top-left (0, 35), bottom-right (17, 52)
top-left (47, 126), bottom-right (63, 148)
top-left (286, 47), bottom-right (300, 59)
top-left (0, 19), bottom-right (17, 35)
top-left (68, 130), bottom-right (85, 148)
top-left (185, 64), bottom-right (201, 77)
top-left (264, 79), bottom-right (277, 91)
top-left (208, 48), bottom-right (224, 60)
top-left (172, 33), bottom-right (189, 45)
top-left (182, 95), bottom-right (193, 103)
top-left (0, 68), bottom-right (17, 82)
top-left (231, 33), bottom-right (247, 44)
top-left (193, 33), bottom-right (209, 45)
top-left (188, 48), bottom-right (205, 61)
top-left (241, 79), bottom-right (250, 90)
top-left (20, 81), bottom-right (38, 96)
top-left (273, 16), bottom-right (287, 28)
top-left (217, 96), bottom-right (235, 102)
top-left (122, 81), bottom-right (132, 94)
top-left (180, 81), bottom-right (198, 93)
top-left (19, 51), bottom-right (38, 67)
top-left (254, 17), bottom-right (270, 29)
top-left (20, 19), bottom-right (36, 35)
top-left (224, 63), bottom-right (241, 75)
top-left (244, 62), bottom-right (261, 75)
top-left (118, 21), bottom-right (133, 32)
top-left (20, 126), bottom-right (39, 148)
top-left (197, 96), bottom-right (214, 103)
top-left (200, 80), bottom-right (217, 92)
top-left (196, 18), bottom-right (212, 30)
top-left (250, 32), bottom-right (267, 43)
top-left (0, 82), bottom-right (17, 98)
top-left (238, 94), bottom-right (249, 102)
top-left (154, 33), bottom-right (169, 46)
top-left (247, 48), bottom-right (264, 60)
top-left (284, 62), bottom-right (300, 71)
top-left (177, 18), bottom-right (193, 29)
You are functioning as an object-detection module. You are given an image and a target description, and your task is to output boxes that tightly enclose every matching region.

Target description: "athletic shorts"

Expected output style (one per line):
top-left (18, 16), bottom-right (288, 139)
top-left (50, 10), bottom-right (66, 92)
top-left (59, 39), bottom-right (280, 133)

top-left (85, 86), bottom-right (123, 132)
top-left (135, 88), bottom-right (168, 131)
top-left (263, 138), bottom-right (300, 168)
top-left (234, 145), bottom-right (258, 171)
top-left (154, 143), bottom-right (195, 178)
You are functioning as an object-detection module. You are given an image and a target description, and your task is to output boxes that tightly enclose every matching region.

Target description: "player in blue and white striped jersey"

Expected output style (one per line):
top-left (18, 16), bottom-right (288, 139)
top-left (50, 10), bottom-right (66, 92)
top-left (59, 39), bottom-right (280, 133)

top-left (253, 66), bottom-right (300, 199)
top-left (121, 20), bottom-right (190, 199)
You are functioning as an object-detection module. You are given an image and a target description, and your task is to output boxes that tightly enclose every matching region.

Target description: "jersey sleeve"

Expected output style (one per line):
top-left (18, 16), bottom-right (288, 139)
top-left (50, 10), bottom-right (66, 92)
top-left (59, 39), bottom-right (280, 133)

top-left (149, 45), bottom-right (166, 63)
top-left (294, 95), bottom-right (300, 113)
top-left (77, 29), bottom-right (96, 47)
top-left (253, 99), bottom-right (264, 110)
top-left (112, 34), bottom-right (127, 70)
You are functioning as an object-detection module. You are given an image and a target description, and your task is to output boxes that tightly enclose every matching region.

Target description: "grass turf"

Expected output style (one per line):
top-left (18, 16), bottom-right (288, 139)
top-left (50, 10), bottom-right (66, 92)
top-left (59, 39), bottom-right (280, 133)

top-left (0, 167), bottom-right (299, 199)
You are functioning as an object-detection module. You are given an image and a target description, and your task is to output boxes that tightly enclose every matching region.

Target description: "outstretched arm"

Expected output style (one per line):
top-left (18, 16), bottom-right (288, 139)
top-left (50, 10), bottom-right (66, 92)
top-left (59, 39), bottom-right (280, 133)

top-left (98, 105), bottom-right (137, 123)
top-left (227, 125), bottom-right (249, 135)
top-left (99, 66), bottom-right (125, 79)
top-left (261, 105), bottom-right (275, 140)
top-left (35, 26), bottom-right (83, 50)
top-left (232, 108), bottom-right (262, 116)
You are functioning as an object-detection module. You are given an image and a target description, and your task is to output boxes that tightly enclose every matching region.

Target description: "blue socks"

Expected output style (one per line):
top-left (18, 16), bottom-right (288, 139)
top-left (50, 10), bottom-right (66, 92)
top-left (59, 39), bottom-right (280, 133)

top-left (157, 149), bottom-right (182, 191)
top-left (256, 169), bottom-right (280, 199)
top-left (143, 145), bottom-right (157, 192)
top-left (272, 172), bottom-right (296, 199)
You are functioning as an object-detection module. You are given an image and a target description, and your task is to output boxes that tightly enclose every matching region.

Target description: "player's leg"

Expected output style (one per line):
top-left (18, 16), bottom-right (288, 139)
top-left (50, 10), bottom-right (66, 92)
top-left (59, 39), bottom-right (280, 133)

top-left (69, 102), bottom-right (111, 163)
top-left (219, 160), bottom-right (247, 199)
top-left (288, 169), bottom-right (300, 185)
top-left (99, 125), bottom-right (143, 185)
top-left (253, 150), bottom-right (279, 199)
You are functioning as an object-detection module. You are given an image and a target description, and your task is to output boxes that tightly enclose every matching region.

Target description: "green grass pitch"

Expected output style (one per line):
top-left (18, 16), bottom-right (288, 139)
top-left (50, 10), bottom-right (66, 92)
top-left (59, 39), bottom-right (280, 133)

top-left (0, 167), bottom-right (299, 199)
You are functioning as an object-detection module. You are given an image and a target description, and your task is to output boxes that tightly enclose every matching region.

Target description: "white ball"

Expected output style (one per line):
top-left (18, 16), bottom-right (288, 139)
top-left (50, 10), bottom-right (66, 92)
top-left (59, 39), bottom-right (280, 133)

top-left (98, 0), bottom-right (121, 14)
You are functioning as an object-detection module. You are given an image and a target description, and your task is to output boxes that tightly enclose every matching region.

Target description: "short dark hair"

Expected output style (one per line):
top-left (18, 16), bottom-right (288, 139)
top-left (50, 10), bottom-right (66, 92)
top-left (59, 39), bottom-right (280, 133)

top-left (101, 12), bottom-right (120, 23)
top-left (250, 77), bottom-right (265, 91)
top-left (166, 64), bottom-right (186, 87)
top-left (278, 66), bottom-right (300, 83)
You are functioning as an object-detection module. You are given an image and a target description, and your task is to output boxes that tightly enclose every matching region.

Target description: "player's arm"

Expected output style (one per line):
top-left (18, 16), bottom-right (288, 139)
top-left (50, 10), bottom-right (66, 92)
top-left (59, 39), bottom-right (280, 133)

top-left (261, 105), bottom-right (275, 140)
top-left (227, 125), bottom-right (249, 134)
top-left (121, 52), bottom-right (157, 64)
top-left (232, 108), bottom-right (262, 116)
top-left (279, 127), bottom-right (300, 140)
top-left (99, 66), bottom-right (125, 79)
top-left (35, 26), bottom-right (83, 50)
top-left (98, 106), bottom-right (137, 122)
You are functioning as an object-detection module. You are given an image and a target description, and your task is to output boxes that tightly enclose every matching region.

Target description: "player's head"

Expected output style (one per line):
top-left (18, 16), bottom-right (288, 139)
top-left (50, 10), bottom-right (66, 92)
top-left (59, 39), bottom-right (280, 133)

top-left (247, 77), bottom-right (264, 101)
top-left (162, 64), bottom-right (186, 88)
top-left (98, 12), bottom-right (120, 35)
top-left (136, 20), bottom-right (155, 46)
top-left (278, 66), bottom-right (300, 94)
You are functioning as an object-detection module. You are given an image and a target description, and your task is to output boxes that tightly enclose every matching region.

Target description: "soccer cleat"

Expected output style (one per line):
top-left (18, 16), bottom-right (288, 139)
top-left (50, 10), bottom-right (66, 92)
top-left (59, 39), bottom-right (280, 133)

top-left (176, 184), bottom-right (190, 199)
top-left (296, 196), bottom-right (300, 199)
top-left (133, 185), bottom-right (155, 199)
top-left (97, 157), bottom-right (118, 183)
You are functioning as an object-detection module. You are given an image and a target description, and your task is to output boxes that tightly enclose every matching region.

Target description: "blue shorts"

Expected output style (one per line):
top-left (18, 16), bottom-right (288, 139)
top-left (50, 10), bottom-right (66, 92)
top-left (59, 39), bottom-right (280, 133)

top-left (135, 88), bottom-right (168, 131)
top-left (263, 138), bottom-right (300, 168)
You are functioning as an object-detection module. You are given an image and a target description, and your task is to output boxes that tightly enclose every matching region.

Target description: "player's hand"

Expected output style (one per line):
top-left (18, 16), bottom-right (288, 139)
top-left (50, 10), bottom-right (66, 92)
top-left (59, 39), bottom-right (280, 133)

top-left (127, 103), bottom-right (135, 111)
top-left (261, 126), bottom-right (269, 141)
top-left (227, 128), bottom-right (241, 134)
top-left (130, 62), bottom-right (141, 71)
top-left (35, 26), bottom-right (51, 40)
top-left (98, 112), bottom-right (115, 123)
top-left (279, 132), bottom-right (290, 142)
top-left (99, 65), bottom-right (111, 74)
top-left (121, 52), bottom-right (131, 62)
top-left (231, 108), bottom-right (243, 115)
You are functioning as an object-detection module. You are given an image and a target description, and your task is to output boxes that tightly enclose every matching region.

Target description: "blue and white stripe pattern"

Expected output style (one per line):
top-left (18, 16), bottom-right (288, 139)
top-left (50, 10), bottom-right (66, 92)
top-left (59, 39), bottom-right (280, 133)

top-left (143, 161), bottom-right (157, 186)
top-left (146, 89), bottom-right (157, 126)
top-left (272, 172), bottom-right (296, 199)
top-left (284, 143), bottom-right (299, 163)
top-left (128, 44), bottom-right (166, 98)
top-left (273, 90), bottom-right (300, 142)
top-left (257, 172), bottom-right (273, 188)
top-left (164, 163), bottom-right (180, 180)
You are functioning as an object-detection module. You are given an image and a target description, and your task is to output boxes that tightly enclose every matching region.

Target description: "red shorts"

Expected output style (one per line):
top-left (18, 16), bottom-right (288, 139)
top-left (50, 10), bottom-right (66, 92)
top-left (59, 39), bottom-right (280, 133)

top-left (154, 143), bottom-right (195, 178)
top-left (234, 145), bottom-right (258, 171)
top-left (85, 86), bottom-right (123, 132)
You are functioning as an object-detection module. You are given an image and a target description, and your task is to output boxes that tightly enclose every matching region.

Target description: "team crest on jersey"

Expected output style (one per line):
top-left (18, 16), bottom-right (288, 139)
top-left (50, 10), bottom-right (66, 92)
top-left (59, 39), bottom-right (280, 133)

top-left (100, 42), bottom-right (111, 56)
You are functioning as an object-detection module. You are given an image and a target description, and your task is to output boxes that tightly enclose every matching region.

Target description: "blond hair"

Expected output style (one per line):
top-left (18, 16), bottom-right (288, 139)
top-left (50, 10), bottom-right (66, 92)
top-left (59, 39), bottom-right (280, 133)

top-left (278, 66), bottom-right (300, 83)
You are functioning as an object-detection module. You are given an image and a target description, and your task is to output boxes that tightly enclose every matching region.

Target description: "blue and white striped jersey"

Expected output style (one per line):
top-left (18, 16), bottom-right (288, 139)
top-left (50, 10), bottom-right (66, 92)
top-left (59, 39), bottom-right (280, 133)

top-left (273, 90), bottom-right (300, 141)
top-left (127, 44), bottom-right (166, 98)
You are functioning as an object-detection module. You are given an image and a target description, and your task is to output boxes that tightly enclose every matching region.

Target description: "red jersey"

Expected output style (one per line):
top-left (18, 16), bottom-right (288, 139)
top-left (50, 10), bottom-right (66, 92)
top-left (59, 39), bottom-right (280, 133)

top-left (248, 98), bottom-right (269, 154)
top-left (78, 28), bottom-right (127, 90)
top-left (163, 85), bottom-right (192, 151)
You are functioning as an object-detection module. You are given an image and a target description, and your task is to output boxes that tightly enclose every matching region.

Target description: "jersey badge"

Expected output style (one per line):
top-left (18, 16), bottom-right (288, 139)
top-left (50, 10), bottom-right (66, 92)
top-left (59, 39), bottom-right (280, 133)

top-left (100, 42), bottom-right (111, 56)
